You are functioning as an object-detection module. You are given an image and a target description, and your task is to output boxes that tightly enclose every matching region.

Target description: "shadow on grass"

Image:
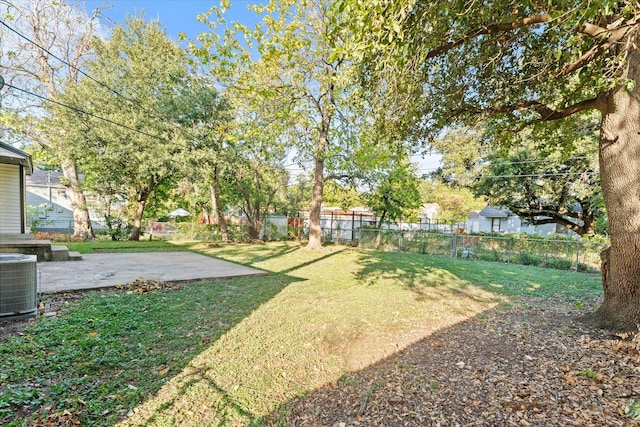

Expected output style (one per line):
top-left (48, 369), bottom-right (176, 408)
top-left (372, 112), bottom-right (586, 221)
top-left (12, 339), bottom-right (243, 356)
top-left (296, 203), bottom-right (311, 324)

top-left (258, 300), bottom-right (601, 426)
top-left (354, 250), bottom-right (602, 301)
top-left (2, 244), bottom-right (601, 426)
top-left (190, 241), bottom-right (301, 267)
top-left (0, 270), bottom-right (306, 426)
top-left (278, 248), bottom-right (347, 274)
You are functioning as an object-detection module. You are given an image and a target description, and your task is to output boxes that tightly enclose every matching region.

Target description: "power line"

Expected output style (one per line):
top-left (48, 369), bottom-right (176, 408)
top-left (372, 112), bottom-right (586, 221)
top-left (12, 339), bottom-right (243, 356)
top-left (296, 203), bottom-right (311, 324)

top-left (0, 18), bottom-right (164, 122)
top-left (0, 17), bottom-right (206, 143)
top-left (479, 171), bottom-right (598, 179)
top-left (486, 156), bottom-right (591, 166)
top-left (4, 82), bottom-right (166, 141)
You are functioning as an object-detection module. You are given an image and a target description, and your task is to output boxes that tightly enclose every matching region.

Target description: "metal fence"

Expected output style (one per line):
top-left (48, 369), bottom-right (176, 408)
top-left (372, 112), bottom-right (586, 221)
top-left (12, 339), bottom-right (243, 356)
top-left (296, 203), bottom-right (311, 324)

top-left (358, 229), bottom-right (607, 273)
top-left (30, 215), bottom-right (607, 273)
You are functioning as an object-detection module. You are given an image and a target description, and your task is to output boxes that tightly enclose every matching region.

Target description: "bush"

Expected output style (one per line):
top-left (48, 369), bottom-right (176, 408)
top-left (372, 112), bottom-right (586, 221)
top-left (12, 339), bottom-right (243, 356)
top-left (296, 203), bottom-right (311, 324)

top-left (545, 257), bottom-right (574, 271)
top-left (173, 222), bottom-right (219, 241)
top-left (34, 232), bottom-right (85, 243)
top-left (102, 215), bottom-right (132, 241)
top-left (516, 252), bottom-right (542, 266)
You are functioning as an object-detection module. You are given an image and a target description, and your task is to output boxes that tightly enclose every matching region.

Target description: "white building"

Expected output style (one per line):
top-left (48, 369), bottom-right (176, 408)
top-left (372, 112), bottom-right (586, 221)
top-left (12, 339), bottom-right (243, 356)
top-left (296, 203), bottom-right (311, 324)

top-left (467, 205), bottom-right (575, 237)
top-left (26, 170), bottom-right (108, 233)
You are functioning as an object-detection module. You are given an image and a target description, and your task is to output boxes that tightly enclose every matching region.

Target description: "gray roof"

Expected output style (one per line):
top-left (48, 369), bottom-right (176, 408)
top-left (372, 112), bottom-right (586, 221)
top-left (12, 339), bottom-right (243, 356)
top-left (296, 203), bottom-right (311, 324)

top-left (26, 169), bottom-right (65, 186)
top-left (0, 141), bottom-right (33, 174)
top-left (479, 205), bottom-right (509, 218)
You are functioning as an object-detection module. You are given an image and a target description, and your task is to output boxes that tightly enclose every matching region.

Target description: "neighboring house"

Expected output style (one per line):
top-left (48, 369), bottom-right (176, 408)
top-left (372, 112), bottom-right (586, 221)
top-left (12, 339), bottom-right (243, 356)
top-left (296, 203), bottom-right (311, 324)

top-left (467, 205), bottom-right (575, 237)
top-left (0, 141), bottom-right (33, 235)
top-left (26, 169), bottom-right (107, 233)
top-left (420, 203), bottom-right (440, 222)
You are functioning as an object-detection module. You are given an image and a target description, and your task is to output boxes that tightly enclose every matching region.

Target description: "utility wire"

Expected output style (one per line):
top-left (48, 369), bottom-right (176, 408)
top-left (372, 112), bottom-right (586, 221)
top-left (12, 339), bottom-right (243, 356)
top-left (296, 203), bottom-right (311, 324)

top-left (0, 18), bottom-right (164, 123)
top-left (479, 171), bottom-right (598, 179)
top-left (4, 82), bottom-right (166, 141)
top-left (0, 17), bottom-right (205, 143)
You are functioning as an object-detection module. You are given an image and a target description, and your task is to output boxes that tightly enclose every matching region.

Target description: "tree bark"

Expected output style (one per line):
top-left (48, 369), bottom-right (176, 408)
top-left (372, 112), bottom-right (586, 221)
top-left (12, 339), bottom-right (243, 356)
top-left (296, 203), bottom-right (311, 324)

top-left (586, 50), bottom-right (640, 332)
top-left (130, 185), bottom-right (153, 241)
top-left (212, 166), bottom-right (229, 241)
top-left (130, 198), bottom-right (147, 242)
top-left (61, 160), bottom-right (94, 239)
top-left (306, 156), bottom-right (325, 249)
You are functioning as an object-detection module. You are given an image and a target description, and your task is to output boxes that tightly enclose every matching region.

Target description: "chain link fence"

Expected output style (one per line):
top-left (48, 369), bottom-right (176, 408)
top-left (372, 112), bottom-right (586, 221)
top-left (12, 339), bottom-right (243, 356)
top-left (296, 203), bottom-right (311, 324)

top-left (30, 215), bottom-right (607, 273)
top-left (358, 229), bottom-right (607, 273)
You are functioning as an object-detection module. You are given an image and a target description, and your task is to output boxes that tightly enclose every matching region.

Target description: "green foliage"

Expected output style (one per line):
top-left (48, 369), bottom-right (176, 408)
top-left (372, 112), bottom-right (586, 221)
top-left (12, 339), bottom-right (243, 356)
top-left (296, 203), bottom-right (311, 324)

top-left (322, 181), bottom-right (362, 210)
top-left (473, 120), bottom-right (603, 236)
top-left (0, 241), bottom-right (603, 425)
top-left (362, 160), bottom-right (423, 227)
top-left (25, 204), bottom-right (51, 234)
top-left (627, 400), bottom-right (640, 421)
top-left (545, 257), bottom-right (574, 271)
top-left (99, 215), bottom-right (132, 241)
top-left (516, 252), bottom-right (542, 267)
top-left (578, 368), bottom-right (598, 379)
top-left (421, 181), bottom-right (485, 222)
top-left (48, 16), bottom-right (201, 239)
top-left (193, 0), bottom-right (413, 247)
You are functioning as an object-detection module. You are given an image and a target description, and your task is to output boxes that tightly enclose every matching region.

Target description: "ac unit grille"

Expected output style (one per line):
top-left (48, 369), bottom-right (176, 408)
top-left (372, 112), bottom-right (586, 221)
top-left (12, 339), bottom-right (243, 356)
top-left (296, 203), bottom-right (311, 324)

top-left (0, 254), bottom-right (37, 319)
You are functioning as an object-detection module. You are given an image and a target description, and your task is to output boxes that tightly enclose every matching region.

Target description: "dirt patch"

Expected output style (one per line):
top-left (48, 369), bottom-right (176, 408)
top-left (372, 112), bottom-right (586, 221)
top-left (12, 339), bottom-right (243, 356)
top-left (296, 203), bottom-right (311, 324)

top-left (276, 298), bottom-right (640, 426)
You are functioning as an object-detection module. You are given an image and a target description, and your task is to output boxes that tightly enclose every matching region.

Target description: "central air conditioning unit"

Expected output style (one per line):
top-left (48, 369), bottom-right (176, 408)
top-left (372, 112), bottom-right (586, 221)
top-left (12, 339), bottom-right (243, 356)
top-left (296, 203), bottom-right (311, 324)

top-left (0, 254), bottom-right (38, 320)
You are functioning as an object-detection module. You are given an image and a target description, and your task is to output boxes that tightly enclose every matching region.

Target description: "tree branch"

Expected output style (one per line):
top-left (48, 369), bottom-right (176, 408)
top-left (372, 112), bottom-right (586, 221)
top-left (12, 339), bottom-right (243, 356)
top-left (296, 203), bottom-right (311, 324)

top-left (489, 97), bottom-right (600, 120)
top-left (563, 19), bottom-right (640, 75)
top-left (517, 209), bottom-right (586, 234)
top-left (425, 14), bottom-right (552, 60)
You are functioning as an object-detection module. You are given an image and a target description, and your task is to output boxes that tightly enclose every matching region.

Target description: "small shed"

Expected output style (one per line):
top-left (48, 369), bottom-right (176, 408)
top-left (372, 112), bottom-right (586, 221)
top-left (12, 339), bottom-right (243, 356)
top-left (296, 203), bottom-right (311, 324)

top-left (0, 142), bottom-right (33, 235)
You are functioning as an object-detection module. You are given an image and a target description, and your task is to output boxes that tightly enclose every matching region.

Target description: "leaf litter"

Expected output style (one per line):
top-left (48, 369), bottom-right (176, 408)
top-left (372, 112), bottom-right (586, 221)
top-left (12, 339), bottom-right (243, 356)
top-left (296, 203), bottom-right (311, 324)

top-left (278, 298), bottom-right (640, 426)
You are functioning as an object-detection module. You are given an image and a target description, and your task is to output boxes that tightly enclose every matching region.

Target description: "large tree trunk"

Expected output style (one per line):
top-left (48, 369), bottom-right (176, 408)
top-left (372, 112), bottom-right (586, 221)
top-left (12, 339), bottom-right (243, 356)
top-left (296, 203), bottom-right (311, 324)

top-left (61, 160), bottom-right (94, 239)
top-left (130, 185), bottom-right (153, 241)
top-left (586, 50), bottom-right (640, 332)
top-left (130, 198), bottom-right (147, 242)
top-left (212, 166), bottom-right (229, 241)
top-left (247, 219), bottom-right (263, 240)
top-left (306, 156), bottom-right (325, 249)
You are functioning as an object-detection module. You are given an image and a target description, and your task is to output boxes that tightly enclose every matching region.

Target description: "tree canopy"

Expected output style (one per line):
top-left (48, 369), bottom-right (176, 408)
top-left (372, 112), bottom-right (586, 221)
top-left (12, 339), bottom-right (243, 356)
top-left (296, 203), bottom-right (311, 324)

top-left (52, 17), bottom-right (205, 240)
top-left (342, 0), bottom-right (640, 331)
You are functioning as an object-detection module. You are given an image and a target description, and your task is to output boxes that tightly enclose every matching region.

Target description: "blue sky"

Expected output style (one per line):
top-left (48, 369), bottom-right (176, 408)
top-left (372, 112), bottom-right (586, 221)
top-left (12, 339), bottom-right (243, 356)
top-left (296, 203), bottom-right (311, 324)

top-left (83, 0), bottom-right (259, 42)
top-left (80, 0), bottom-right (441, 173)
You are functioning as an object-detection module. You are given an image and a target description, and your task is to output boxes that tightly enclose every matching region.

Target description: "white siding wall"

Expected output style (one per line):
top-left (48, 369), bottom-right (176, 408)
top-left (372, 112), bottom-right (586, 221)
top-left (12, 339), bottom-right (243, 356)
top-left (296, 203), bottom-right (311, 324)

top-left (0, 163), bottom-right (22, 233)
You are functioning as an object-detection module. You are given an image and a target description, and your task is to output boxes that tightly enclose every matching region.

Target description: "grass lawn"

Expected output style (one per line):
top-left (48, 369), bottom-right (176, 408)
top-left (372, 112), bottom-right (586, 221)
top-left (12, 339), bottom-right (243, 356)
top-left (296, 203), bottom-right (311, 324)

top-left (0, 241), bottom-right (602, 426)
top-left (65, 239), bottom-right (185, 254)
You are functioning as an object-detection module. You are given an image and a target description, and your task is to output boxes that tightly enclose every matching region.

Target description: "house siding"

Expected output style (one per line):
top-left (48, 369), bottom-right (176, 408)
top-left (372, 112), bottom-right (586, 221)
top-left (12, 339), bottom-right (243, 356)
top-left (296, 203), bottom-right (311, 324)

top-left (0, 163), bottom-right (22, 233)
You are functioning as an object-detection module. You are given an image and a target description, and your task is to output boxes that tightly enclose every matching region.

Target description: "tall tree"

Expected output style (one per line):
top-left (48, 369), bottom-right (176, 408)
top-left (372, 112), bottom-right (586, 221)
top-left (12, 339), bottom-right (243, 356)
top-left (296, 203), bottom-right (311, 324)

top-left (224, 143), bottom-right (288, 240)
top-left (343, 0), bottom-right (640, 331)
top-left (429, 122), bottom-right (603, 236)
top-left (53, 17), bottom-right (193, 241)
top-left (166, 79), bottom-right (234, 240)
top-left (0, 0), bottom-right (100, 237)
top-left (195, 0), bottom-right (383, 249)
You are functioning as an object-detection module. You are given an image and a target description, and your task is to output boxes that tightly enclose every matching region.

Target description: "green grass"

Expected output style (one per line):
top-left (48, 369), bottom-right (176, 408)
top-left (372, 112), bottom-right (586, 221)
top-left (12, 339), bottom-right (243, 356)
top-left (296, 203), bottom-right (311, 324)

top-left (0, 242), bottom-right (603, 426)
top-left (65, 240), bottom-right (185, 254)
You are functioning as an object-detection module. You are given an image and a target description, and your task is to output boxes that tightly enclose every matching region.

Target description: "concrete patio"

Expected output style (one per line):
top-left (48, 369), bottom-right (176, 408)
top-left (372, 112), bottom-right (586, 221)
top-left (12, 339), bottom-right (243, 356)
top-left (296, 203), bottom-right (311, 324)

top-left (37, 251), bottom-right (267, 293)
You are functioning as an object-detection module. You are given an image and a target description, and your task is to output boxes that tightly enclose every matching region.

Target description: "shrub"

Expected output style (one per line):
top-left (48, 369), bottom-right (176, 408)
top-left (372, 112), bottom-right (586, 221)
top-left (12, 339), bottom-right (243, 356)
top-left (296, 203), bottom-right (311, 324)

top-left (516, 252), bottom-right (542, 266)
top-left (545, 257), bottom-right (574, 271)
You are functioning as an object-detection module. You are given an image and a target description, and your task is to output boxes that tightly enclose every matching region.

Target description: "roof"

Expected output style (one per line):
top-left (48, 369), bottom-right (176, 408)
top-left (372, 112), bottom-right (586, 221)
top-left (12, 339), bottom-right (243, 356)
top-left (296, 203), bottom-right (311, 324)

top-left (26, 169), bottom-right (65, 186)
top-left (467, 210), bottom-right (481, 220)
top-left (0, 141), bottom-right (33, 174)
top-left (479, 205), bottom-right (509, 218)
